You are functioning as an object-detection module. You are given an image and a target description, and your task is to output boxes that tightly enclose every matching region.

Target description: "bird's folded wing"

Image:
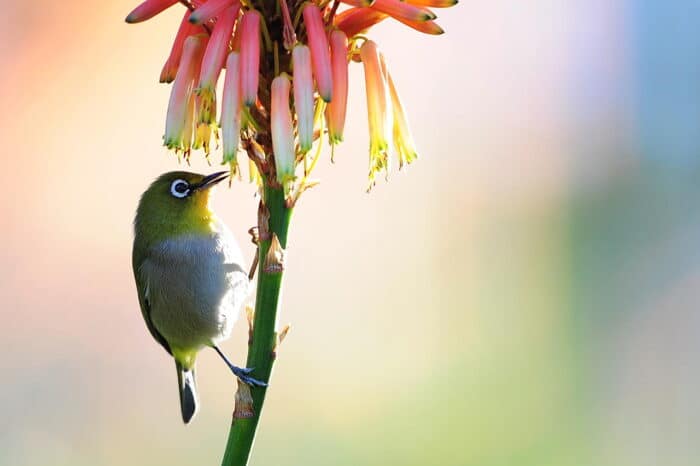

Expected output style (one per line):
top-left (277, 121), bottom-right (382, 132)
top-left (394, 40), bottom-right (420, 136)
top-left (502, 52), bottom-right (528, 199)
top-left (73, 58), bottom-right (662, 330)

top-left (134, 259), bottom-right (172, 355)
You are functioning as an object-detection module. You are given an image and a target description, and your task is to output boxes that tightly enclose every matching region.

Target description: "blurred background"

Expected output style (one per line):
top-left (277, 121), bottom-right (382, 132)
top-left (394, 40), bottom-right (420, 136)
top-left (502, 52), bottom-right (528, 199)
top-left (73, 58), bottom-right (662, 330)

top-left (2, 1), bottom-right (700, 465)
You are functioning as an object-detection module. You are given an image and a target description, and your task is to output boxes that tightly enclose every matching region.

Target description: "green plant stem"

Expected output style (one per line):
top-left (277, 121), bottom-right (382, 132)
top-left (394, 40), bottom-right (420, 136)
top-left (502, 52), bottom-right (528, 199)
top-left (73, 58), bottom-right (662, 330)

top-left (221, 185), bottom-right (293, 466)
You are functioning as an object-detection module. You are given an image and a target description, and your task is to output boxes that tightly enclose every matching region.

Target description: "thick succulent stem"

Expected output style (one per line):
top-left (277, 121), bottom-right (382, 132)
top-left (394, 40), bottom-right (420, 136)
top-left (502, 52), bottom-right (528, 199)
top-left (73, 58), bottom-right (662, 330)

top-left (221, 184), bottom-right (292, 466)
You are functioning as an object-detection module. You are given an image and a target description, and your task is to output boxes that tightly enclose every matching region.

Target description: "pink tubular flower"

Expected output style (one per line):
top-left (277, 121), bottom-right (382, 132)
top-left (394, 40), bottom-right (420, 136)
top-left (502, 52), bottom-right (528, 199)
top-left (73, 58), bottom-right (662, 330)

top-left (160, 11), bottom-right (206, 83)
top-left (240, 10), bottom-right (261, 106)
top-left (165, 35), bottom-right (207, 151)
top-left (221, 52), bottom-right (242, 164)
top-left (292, 45), bottom-right (314, 153)
top-left (334, 8), bottom-right (386, 37)
top-left (360, 40), bottom-right (391, 185)
top-left (125, 0), bottom-right (178, 23)
top-left (381, 55), bottom-right (418, 167)
top-left (189, 0), bottom-right (236, 24)
top-left (370, 0), bottom-right (436, 23)
top-left (271, 74), bottom-right (296, 190)
top-left (326, 30), bottom-right (349, 144)
top-left (302, 4), bottom-right (333, 102)
top-left (197, 3), bottom-right (240, 124)
top-left (334, 6), bottom-right (444, 36)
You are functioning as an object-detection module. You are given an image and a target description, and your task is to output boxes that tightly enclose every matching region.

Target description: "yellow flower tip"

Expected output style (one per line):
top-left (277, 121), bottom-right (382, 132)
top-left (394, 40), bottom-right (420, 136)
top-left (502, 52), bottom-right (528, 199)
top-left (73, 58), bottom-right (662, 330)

top-left (383, 58), bottom-right (419, 171)
top-left (225, 159), bottom-right (241, 181)
top-left (193, 122), bottom-right (214, 155)
top-left (329, 134), bottom-right (344, 145)
top-left (196, 87), bottom-right (218, 125)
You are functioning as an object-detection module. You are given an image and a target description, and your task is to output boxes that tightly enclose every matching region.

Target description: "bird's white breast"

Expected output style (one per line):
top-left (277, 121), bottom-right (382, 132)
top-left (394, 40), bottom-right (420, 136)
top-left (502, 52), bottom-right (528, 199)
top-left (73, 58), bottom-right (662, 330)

top-left (139, 222), bottom-right (249, 350)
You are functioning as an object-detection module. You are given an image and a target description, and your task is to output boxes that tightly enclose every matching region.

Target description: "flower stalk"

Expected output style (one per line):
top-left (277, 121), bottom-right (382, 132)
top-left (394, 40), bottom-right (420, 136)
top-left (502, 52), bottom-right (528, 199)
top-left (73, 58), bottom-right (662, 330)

top-left (221, 185), bottom-right (292, 466)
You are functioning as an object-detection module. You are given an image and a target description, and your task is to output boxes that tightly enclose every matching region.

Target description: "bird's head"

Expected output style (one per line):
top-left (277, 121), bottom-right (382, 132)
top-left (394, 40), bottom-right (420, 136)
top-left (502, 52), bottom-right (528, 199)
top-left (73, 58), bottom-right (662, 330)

top-left (134, 171), bottom-right (229, 247)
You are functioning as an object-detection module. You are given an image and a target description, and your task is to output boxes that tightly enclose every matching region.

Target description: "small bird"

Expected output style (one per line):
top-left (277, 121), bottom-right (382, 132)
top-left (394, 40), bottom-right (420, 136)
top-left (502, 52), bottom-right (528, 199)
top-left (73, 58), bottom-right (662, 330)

top-left (132, 171), bottom-right (265, 424)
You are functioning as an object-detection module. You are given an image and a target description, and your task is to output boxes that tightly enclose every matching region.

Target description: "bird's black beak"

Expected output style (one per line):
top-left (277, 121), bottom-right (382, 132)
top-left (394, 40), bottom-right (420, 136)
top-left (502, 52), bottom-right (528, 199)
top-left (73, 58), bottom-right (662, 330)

top-left (193, 171), bottom-right (229, 191)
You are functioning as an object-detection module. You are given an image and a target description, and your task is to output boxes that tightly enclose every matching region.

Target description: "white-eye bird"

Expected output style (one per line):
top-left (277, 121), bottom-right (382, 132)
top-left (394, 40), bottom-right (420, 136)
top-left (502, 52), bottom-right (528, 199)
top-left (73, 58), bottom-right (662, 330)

top-left (132, 171), bottom-right (265, 424)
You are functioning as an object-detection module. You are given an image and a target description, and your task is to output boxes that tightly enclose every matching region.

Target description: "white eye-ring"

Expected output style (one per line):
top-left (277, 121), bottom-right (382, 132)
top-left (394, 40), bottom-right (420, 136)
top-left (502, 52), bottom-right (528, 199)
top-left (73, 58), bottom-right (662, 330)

top-left (170, 179), bottom-right (190, 198)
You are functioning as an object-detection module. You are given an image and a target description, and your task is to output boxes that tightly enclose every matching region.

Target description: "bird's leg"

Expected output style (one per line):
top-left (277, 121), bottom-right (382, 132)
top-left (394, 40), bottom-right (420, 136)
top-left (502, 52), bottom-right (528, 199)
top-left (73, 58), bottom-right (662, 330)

top-left (213, 345), bottom-right (267, 387)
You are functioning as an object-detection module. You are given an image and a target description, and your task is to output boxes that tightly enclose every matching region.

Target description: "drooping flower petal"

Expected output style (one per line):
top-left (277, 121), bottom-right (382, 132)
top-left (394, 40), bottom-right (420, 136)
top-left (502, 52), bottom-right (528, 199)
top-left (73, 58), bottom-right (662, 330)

top-left (221, 52), bottom-right (242, 165)
top-left (381, 55), bottom-right (418, 168)
top-left (125, 0), bottom-right (178, 23)
top-left (370, 0), bottom-right (436, 22)
top-left (197, 3), bottom-right (240, 124)
top-left (165, 34), bottom-right (207, 151)
top-left (160, 11), bottom-right (206, 83)
top-left (326, 30), bottom-right (349, 144)
top-left (360, 40), bottom-right (392, 187)
top-left (240, 10), bottom-right (261, 106)
top-left (271, 74), bottom-right (296, 191)
top-left (303, 4), bottom-right (333, 102)
top-left (293, 45), bottom-right (314, 153)
top-left (333, 8), bottom-right (386, 37)
top-left (189, 0), bottom-right (236, 25)
top-left (405, 0), bottom-right (457, 8)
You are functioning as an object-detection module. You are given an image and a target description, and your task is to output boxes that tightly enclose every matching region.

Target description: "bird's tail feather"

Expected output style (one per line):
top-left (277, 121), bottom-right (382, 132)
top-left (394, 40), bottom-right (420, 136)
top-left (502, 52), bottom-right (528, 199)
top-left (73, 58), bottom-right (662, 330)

top-left (176, 361), bottom-right (198, 424)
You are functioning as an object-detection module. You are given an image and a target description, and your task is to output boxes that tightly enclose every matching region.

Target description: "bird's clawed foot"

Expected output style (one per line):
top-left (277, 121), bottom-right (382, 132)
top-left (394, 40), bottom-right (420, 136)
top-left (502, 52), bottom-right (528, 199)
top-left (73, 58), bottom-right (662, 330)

top-left (230, 365), bottom-right (267, 387)
top-left (213, 345), bottom-right (267, 387)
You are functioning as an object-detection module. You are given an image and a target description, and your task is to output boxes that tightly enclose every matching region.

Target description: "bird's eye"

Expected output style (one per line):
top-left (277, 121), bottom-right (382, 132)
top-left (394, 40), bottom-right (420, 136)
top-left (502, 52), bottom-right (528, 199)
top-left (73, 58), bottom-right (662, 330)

top-left (170, 179), bottom-right (190, 198)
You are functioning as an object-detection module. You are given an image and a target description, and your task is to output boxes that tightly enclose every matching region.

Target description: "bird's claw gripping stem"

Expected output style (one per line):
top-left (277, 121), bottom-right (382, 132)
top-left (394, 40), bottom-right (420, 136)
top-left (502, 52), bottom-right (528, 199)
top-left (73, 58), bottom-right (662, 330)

top-left (231, 366), bottom-right (267, 387)
top-left (213, 345), bottom-right (267, 387)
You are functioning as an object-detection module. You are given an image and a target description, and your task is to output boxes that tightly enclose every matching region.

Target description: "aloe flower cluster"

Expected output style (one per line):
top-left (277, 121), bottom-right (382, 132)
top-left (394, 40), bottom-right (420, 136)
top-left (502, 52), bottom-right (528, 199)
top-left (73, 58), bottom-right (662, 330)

top-left (126, 0), bottom-right (456, 194)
